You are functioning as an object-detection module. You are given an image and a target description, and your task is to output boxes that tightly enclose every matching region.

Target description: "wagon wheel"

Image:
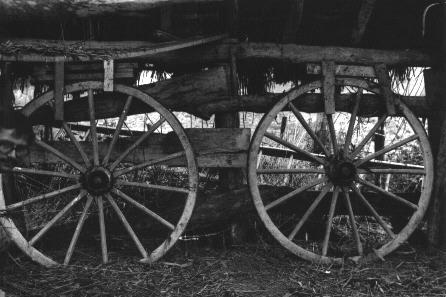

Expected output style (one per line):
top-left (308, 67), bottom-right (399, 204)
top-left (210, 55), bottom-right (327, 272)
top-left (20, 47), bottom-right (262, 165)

top-left (248, 78), bottom-right (433, 264)
top-left (0, 81), bottom-right (198, 266)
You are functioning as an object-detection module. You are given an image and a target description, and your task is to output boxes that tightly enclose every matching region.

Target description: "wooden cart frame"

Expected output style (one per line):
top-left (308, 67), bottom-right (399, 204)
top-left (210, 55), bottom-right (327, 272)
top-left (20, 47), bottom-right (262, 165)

top-left (0, 35), bottom-right (437, 266)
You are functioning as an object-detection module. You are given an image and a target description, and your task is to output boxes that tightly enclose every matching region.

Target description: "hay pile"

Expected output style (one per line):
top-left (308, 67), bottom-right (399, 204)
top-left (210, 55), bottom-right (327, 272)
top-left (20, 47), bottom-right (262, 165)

top-left (1, 241), bottom-right (446, 297)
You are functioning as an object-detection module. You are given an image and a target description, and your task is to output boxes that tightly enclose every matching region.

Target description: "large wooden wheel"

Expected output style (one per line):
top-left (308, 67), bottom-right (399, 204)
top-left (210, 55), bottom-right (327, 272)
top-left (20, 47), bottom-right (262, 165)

top-left (0, 81), bottom-right (198, 267)
top-left (248, 78), bottom-right (433, 264)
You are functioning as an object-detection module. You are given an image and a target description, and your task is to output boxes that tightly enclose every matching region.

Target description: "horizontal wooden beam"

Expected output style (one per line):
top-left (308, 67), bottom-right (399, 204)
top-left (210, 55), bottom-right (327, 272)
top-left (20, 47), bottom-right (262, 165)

top-left (236, 42), bottom-right (434, 66)
top-left (28, 67), bottom-right (229, 123)
top-left (111, 41), bottom-right (436, 67)
top-left (0, 38), bottom-right (433, 67)
top-left (29, 91), bottom-right (429, 124)
top-left (26, 128), bottom-right (249, 168)
top-left (0, 35), bottom-right (227, 62)
top-left (198, 93), bottom-right (430, 118)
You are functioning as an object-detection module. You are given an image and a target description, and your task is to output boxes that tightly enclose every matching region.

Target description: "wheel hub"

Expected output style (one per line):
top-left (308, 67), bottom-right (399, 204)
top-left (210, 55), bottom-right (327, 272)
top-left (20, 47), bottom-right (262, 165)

top-left (82, 167), bottom-right (113, 195)
top-left (326, 154), bottom-right (357, 186)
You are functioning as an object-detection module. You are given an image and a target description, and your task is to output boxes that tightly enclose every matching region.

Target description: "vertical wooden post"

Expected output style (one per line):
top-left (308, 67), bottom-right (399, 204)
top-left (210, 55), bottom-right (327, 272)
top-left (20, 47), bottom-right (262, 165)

top-left (322, 61), bottom-right (336, 115)
top-left (215, 0), bottom-right (241, 190)
top-left (426, 6), bottom-right (446, 246)
top-left (215, 54), bottom-right (242, 190)
top-left (426, 69), bottom-right (446, 246)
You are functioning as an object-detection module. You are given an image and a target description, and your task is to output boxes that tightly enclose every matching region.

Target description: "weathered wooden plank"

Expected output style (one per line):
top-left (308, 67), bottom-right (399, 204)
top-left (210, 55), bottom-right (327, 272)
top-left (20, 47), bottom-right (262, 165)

top-left (237, 43), bottom-right (433, 66)
top-left (103, 60), bottom-right (114, 92)
top-left (28, 91), bottom-right (429, 125)
top-left (25, 128), bottom-right (250, 168)
top-left (34, 70), bottom-right (135, 82)
top-left (0, 35), bottom-right (228, 62)
top-left (307, 63), bottom-right (376, 78)
top-left (198, 93), bottom-right (430, 119)
top-left (32, 62), bottom-right (138, 81)
top-left (322, 61), bottom-right (336, 114)
top-left (1, 39), bottom-right (433, 67)
top-left (28, 67), bottom-right (229, 123)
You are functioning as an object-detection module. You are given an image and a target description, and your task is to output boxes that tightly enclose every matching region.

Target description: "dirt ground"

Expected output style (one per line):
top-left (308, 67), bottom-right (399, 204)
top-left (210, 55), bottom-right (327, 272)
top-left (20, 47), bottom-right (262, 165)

top-left (1, 240), bottom-right (446, 297)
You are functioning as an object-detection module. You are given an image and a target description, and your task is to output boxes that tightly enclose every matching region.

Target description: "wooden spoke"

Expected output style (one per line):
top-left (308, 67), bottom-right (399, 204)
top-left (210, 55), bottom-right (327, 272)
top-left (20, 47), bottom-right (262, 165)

top-left (343, 89), bottom-right (362, 156)
top-left (322, 187), bottom-right (340, 256)
top-left (102, 95), bottom-right (133, 166)
top-left (105, 194), bottom-right (148, 259)
top-left (350, 114), bottom-right (387, 158)
top-left (88, 89), bottom-right (100, 166)
top-left (113, 151), bottom-right (186, 177)
top-left (62, 122), bottom-right (91, 167)
top-left (64, 195), bottom-right (93, 265)
top-left (109, 117), bottom-right (166, 170)
top-left (8, 167), bottom-right (78, 179)
top-left (29, 191), bottom-right (87, 246)
top-left (357, 178), bottom-right (418, 210)
top-left (96, 196), bottom-right (108, 264)
top-left (326, 114), bottom-right (338, 155)
top-left (257, 168), bottom-right (325, 174)
top-left (36, 140), bottom-right (85, 173)
top-left (265, 177), bottom-right (328, 211)
top-left (350, 184), bottom-right (395, 238)
top-left (356, 168), bottom-right (425, 175)
top-left (112, 189), bottom-right (175, 230)
top-left (264, 132), bottom-right (325, 165)
top-left (7, 184), bottom-right (81, 211)
top-left (342, 187), bottom-right (363, 256)
top-left (289, 103), bottom-right (330, 156)
top-left (365, 159), bottom-right (424, 170)
top-left (288, 183), bottom-right (332, 241)
top-left (355, 135), bottom-right (419, 167)
top-left (116, 180), bottom-right (189, 194)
